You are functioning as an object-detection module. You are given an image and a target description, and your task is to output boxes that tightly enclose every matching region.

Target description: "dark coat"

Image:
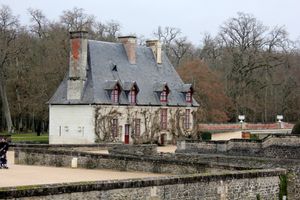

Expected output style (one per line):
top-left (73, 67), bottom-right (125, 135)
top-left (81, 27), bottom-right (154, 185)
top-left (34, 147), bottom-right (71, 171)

top-left (0, 141), bottom-right (8, 156)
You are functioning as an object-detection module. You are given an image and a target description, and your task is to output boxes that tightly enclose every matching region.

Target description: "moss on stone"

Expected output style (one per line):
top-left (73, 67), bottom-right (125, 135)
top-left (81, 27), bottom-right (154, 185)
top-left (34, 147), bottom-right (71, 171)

top-left (15, 185), bottom-right (40, 191)
top-left (279, 174), bottom-right (288, 199)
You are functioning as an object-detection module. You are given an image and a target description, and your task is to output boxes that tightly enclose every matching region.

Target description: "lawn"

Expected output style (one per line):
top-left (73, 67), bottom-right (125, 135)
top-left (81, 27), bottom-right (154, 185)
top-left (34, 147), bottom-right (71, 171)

top-left (0, 132), bottom-right (49, 143)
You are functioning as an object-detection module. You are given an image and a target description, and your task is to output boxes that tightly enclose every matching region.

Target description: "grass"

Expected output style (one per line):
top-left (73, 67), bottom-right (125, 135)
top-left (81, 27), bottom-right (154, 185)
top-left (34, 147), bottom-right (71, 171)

top-left (0, 132), bottom-right (49, 143)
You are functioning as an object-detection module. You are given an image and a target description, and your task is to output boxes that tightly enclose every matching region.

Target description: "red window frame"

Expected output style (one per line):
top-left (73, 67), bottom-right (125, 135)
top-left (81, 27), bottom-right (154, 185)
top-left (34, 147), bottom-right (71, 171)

top-left (186, 91), bottom-right (192, 103)
top-left (111, 85), bottom-right (119, 103)
top-left (184, 109), bottom-right (190, 129)
top-left (160, 109), bottom-right (168, 130)
top-left (160, 88), bottom-right (168, 102)
top-left (129, 87), bottom-right (136, 105)
top-left (112, 119), bottom-right (118, 138)
top-left (135, 118), bottom-right (141, 136)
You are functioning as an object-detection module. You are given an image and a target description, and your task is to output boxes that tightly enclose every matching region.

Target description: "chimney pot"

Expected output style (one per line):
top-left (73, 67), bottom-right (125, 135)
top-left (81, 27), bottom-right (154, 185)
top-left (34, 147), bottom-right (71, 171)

top-left (118, 36), bottom-right (137, 64)
top-left (69, 31), bottom-right (89, 39)
top-left (146, 40), bottom-right (162, 64)
top-left (67, 31), bottom-right (88, 100)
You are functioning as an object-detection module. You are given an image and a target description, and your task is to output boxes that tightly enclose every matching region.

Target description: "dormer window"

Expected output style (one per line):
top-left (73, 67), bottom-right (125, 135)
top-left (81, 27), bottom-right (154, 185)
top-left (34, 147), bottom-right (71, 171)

top-left (186, 91), bottom-right (192, 103)
top-left (111, 85), bottom-right (120, 103)
top-left (104, 80), bottom-right (123, 104)
top-left (153, 82), bottom-right (169, 103)
top-left (129, 87), bottom-right (137, 105)
top-left (160, 89), bottom-right (167, 102)
top-left (160, 87), bottom-right (169, 103)
top-left (180, 84), bottom-right (193, 104)
top-left (123, 81), bottom-right (139, 105)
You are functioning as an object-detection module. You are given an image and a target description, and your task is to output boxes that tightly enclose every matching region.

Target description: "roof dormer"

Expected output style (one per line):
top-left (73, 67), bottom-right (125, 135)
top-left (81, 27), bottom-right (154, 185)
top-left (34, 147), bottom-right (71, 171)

top-left (123, 81), bottom-right (139, 105)
top-left (154, 82), bottom-right (170, 103)
top-left (180, 84), bottom-right (194, 103)
top-left (104, 80), bottom-right (122, 104)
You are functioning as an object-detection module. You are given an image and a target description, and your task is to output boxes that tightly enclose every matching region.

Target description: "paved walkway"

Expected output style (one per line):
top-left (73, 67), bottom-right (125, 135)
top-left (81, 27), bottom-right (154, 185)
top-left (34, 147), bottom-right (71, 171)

top-left (0, 151), bottom-right (166, 188)
top-left (157, 145), bottom-right (177, 153)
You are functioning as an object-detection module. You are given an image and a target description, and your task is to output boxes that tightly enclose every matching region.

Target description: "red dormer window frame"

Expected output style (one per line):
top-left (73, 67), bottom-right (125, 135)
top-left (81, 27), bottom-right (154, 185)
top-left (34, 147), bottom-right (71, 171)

top-left (160, 87), bottom-right (169, 103)
top-left (186, 91), bottom-right (192, 103)
top-left (111, 85), bottom-right (120, 103)
top-left (129, 86), bottom-right (137, 105)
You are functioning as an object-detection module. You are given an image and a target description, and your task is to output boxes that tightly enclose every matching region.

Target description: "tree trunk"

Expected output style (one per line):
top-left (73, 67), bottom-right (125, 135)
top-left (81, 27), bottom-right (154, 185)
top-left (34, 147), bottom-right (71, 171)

top-left (0, 73), bottom-right (13, 133)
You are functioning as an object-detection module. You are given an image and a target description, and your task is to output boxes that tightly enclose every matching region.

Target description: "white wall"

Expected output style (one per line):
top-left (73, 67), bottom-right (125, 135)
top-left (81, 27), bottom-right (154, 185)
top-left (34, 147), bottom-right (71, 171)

top-left (49, 104), bottom-right (198, 144)
top-left (49, 105), bottom-right (95, 144)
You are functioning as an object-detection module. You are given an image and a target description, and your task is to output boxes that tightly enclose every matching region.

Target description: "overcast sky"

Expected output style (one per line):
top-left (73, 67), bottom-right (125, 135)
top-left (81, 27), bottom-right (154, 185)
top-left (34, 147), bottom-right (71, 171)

top-left (1, 0), bottom-right (299, 45)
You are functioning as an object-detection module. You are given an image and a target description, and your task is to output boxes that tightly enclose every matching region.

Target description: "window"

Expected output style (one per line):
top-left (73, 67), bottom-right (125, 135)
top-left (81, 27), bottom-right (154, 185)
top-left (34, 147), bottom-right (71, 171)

top-left (160, 88), bottom-right (168, 102)
top-left (160, 109), bottom-right (168, 129)
top-left (184, 109), bottom-right (190, 129)
top-left (186, 91), bottom-right (192, 103)
top-left (135, 119), bottom-right (141, 136)
top-left (111, 85), bottom-right (119, 103)
top-left (129, 87), bottom-right (136, 104)
top-left (112, 119), bottom-right (118, 138)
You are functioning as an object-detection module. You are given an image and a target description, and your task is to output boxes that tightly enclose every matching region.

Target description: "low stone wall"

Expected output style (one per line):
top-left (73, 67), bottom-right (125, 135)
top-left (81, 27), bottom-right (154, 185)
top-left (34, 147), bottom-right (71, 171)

top-left (175, 135), bottom-right (300, 199)
top-left (11, 143), bottom-right (121, 150)
top-left (14, 147), bottom-right (215, 174)
top-left (0, 169), bottom-right (284, 200)
top-left (173, 153), bottom-right (300, 199)
top-left (198, 122), bottom-right (294, 131)
top-left (108, 144), bottom-right (157, 156)
top-left (177, 135), bottom-right (300, 159)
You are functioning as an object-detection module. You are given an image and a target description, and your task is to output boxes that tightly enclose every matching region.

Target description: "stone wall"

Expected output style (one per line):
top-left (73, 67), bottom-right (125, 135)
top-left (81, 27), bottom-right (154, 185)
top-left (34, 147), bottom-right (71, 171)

top-left (173, 153), bottom-right (299, 199)
top-left (11, 143), bottom-right (120, 152)
top-left (0, 169), bottom-right (284, 200)
top-left (199, 122), bottom-right (294, 131)
top-left (14, 147), bottom-right (214, 174)
top-left (108, 144), bottom-right (157, 156)
top-left (175, 135), bottom-right (300, 199)
top-left (177, 135), bottom-right (300, 159)
top-left (93, 105), bottom-right (197, 144)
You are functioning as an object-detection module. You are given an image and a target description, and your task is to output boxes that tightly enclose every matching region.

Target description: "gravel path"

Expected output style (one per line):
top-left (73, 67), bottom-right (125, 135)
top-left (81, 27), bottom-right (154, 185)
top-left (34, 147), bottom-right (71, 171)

top-left (0, 151), bottom-right (167, 188)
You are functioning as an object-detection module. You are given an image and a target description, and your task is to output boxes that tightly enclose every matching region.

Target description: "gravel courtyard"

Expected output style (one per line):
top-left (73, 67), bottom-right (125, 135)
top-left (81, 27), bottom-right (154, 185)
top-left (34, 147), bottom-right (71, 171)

top-left (0, 151), bottom-right (167, 188)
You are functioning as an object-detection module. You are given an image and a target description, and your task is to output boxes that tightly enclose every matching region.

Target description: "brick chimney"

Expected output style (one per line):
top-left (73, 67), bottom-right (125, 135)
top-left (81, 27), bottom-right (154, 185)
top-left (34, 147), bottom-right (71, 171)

top-left (118, 36), bottom-right (136, 64)
top-left (67, 31), bottom-right (88, 100)
top-left (146, 40), bottom-right (162, 64)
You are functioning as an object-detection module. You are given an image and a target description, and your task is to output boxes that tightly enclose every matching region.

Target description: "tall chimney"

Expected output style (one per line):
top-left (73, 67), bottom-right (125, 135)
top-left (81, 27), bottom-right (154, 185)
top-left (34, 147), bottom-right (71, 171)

top-left (118, 36), bottom-right (136, 64)
top-left (146, 40), bottom-right (162, 64)
top-left (67, 31), bottom-right (88, 100)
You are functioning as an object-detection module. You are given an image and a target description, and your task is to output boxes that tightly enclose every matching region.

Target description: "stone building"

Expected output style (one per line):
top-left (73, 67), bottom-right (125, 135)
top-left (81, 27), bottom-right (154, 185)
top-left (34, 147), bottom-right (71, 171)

top-left (48, 31), bottom-right (199, 144)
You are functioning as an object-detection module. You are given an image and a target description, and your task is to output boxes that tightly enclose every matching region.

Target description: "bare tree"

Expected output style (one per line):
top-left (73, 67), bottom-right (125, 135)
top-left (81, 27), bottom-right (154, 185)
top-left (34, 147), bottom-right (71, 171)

top-left (105, 20), bottom-right (120, 41)
top-left (170, 37), bottom-right (193, 67)
top-left (200, 12), bottom-right (293, 122)
top-left (153, 26), bottom-right (181, 57)
top-left (28, 8), bottom-right (49, 38)
top-left (60, 7), bottom-right (95, 31)
top-left (92, 20), bottom-right (121, 41)
top-left (0, 5), bottom-right (19, 132)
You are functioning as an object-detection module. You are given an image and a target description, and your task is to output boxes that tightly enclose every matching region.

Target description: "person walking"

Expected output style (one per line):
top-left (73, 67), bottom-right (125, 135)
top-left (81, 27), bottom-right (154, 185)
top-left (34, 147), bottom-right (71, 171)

top-left (0, 138), bottom-right (9, 169)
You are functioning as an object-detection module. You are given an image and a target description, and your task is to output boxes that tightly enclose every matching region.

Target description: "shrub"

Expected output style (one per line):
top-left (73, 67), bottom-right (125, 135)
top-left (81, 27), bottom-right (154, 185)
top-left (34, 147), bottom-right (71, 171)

top-left (279, 174), bottom-right (287, 199)
top-left (291, 121), bottom-right (300, 134)
top-left (200, 131), bottom-right (212, 141)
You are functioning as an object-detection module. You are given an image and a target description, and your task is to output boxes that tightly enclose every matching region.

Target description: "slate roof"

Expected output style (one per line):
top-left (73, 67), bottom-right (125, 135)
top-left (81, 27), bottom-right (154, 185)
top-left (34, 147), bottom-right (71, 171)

top-left (179, 84), bottom-right (193, 93)
top-left (48, 40), bottom-right (199, 107)
top-left (123, 81), bottom-right (139, 92)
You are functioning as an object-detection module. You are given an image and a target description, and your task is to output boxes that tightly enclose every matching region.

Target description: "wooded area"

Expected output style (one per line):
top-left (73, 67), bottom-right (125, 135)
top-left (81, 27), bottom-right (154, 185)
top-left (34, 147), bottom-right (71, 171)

top-left (0, 6), bottom-right (299, 132)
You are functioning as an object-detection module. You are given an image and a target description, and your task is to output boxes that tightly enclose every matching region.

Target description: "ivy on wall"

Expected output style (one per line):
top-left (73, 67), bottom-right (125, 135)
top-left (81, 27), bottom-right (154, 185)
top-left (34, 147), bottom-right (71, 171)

top-left (94, 106), bottom-right (200, 144)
